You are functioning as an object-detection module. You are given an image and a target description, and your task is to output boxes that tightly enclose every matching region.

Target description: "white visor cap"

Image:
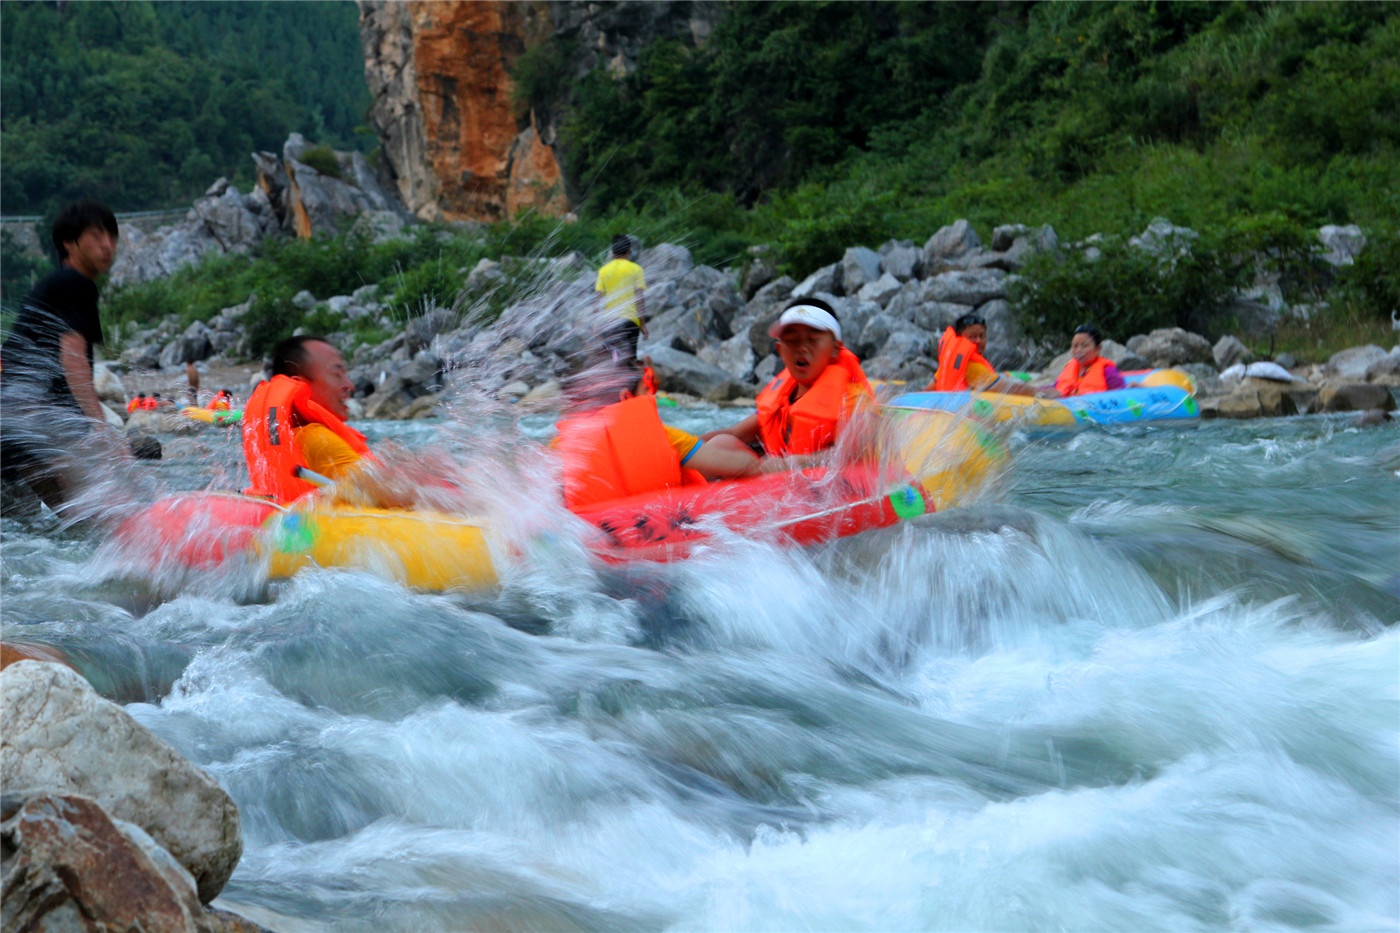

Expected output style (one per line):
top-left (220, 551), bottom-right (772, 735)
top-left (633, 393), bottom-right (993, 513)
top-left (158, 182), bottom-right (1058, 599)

top-left (768, 305), bottom-right (842, 342)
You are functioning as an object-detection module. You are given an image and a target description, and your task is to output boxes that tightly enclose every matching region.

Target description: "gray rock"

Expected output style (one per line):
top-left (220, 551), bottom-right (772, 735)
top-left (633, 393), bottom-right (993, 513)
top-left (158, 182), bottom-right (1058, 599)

top-left (925, 269), bottom-right (1008, 307)
top-left (647, 345), bottom-right (747, 401)
top-left (1326, 345), bottom-right (1388, 381)
top-left (857, 272), bottom-right (903, 307)
top-left (0, 791), bottom-right (261, 931)
top-left (1126, 328), bottom-right (1215, 369)
top-left (753, 353), bottom-right (781, 385)
top-left (978, 298), bottom-right (1025, 368)
top-left (1, 661), bottom-right (241, 903)
top-left (326, 295), bottom-right (354, 315)
top-left (1366, 351), bottom-right (1400, 384)
top-left (1318, 224), bottom-right (1366, 266)
top-left (364, 387), bottom-right (416, 419)
top-left (1224, 297), bottom-right (1282, 340)
top-left (841, 247), bottom-right (883, 296)
top-left (790, 263), bottom-right (841, 300)
top-left (640, 242), bottom-right (694, 284)
top-left (127, 430), bottom-right (162, 460)
top-left (1129, 217), bottom-right (1199, 258)
top-left (352, 283), bottom-right (381, 304)
top-left (879, 240), bottom-right (921, 282)
top-left (1211, 384), bottom-right (1298, 419)
top-left (292, 290), bottom-right (317, 310)
top-left (92, 363), bottom-right (126, 410)
top-left (922, 220), bottom-right (982, 267)
top-left (159, 334), bottom-right (213, 370)
top-left (912, 301), bottom-right (973, 333)
top-left (741, 246), bottom-right (777, 300)
top-left (1213, 335), bottom-right (1255, 370)
top-left (1274, 352), bottom-right (1298, 369)
top-left (1178, 362), bottom-right (1223, 396)
top-left (1001, 225), bottom-right (1059, 269)
top-left (751, 275), bottom-right (796, 308)
top-left (1313, 383), bottom-right (1396, 413)
top-left (697, 331), bottom-right (758, 384)
top-left (350, 209), bottom-right (407, 244)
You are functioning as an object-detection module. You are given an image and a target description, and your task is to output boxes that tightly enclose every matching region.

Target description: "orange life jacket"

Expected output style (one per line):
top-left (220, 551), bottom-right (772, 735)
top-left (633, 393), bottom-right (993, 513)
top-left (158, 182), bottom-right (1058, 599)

top-left (933, 326), bottom-right (997, 392)
top-left (755, 347), bottom-right (872, 457)
top-left (207, 392), bottom-right (230, 411)
top-left (1055, 356), bottom-right (1112, 397)
top-left (142, 397), bottom-right (159, 410)
top-left (241, 375), bottom-right (371, 503)
top-left (127, 397), bottom-right (142, 413)
top-left (641, 366), bottom-right (659, 396)
top-left (555, 394), bottom-right (705, 511)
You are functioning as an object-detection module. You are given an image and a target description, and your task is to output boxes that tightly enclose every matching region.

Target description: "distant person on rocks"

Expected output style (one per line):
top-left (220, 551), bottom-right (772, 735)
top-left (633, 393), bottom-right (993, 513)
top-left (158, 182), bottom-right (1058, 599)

top-left (185, 360), bottom-right (201, 404)
top-left (1047, 323), bottom-right (1125, 397)
top-left (0, 200), bottom-right (124, 510)
top-left (127, 394), bottom-right (145, 414)
top-left (924, 312), bottom-right (1037, 397)
top-left (595, 234), bottom-right (647, 363)
top-left (703, 298), bottom-right (874, 461)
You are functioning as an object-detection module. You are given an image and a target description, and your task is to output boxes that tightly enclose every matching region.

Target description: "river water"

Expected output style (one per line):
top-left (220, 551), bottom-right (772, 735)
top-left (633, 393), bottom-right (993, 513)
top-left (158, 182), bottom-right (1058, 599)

top-left (2, 407), bottom-right (1397, 932)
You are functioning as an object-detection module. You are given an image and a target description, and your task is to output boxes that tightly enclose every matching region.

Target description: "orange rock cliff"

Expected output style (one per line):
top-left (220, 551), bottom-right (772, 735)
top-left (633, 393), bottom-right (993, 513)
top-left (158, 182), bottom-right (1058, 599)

top-left (357, 0), bottom-right (722, 223)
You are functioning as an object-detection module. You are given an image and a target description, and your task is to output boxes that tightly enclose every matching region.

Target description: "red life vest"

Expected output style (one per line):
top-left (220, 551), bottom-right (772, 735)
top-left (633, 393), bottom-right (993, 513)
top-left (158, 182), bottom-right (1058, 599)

top-left (241, 375), bottom-right (371, 503)
top-left (142, 397), bottom-right (159, 410)
top-left (555, 394), bottom-right (705, 511)
top-left (755, 347), bottom-right (872, 457)
top-left (127, 397), bottom-right (142, 413)
top-left (933, 326), bottom-right (997, 392)
top-left (641, 366), bottom-right (659, 396)
top-left (1055, 356), bottom-right (1111, 397)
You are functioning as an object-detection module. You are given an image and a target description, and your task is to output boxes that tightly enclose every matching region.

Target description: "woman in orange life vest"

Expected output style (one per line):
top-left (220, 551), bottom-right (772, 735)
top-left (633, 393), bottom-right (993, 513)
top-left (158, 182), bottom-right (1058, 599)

top-left (703, 298), bottom-right (874, 461)
top-left (206, 389), bottom-right (232, 411)
top-left (126, 394), bottom-right (144, 413)
top-left (925, 312), bottom-right (1038, 397)
top-left (553, 360), bottom-right (764, 510)
top-left (1047, 323), bottom-right (1126, 397)
top-left (241, 334), bottom-right (410, 507)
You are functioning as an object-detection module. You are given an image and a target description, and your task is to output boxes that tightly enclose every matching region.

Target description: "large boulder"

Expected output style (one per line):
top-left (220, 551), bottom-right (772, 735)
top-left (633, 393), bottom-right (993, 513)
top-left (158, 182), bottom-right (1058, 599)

top-left (1213, 335), bottom-right (1255, 370)
top-left (922, 219), bottom-right (982, 271)
top-left (1326, 345), bottom-right (1388, 381)
top-left (1208, 383), bottom-right (1299, 420)
top-left (790, 262), bottom-right (841, 300)
top-left (840, 247), bottom-right (883, 296)
top-left (912, 301), bottom-right (973, 333)
top-left (1318, 224), bottom-right (1366, 266)
top-left (879, 239), bottom-right (921, 282)
top-left (1, 661), bottom-right (242, 903)
top-left (697, 332), bottom-right (758, 385)
top-left (925, 269), bottom-right (1008, 307)
top-left (1126, 328), bottom-right (1214, 369)
top-left (856, 272), bottom-right (903, 307)
top-left (640, 242), bottom-right (693, 284)
top-left (647, 346), bottom-right (747, 401)
top-left (1, 791), bottom-right (265, 932)
top-left (1366, 348), bottom-right (1400, 384)
top-left (92, 362), bottom-right (126, 411)
top-left (1312, 383), bottom-right (1396, 414)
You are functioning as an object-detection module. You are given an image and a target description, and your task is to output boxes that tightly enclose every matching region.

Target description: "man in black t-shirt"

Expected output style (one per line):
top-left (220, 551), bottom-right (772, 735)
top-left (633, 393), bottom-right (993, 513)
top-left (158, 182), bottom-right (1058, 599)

top-left (1, 201), bottom-right (119, 509)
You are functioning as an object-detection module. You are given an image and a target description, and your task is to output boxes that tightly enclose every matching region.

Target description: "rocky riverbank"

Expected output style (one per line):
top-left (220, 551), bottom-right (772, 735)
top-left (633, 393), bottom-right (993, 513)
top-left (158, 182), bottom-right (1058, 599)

top-left (1, 655), bottom-right (268, 931)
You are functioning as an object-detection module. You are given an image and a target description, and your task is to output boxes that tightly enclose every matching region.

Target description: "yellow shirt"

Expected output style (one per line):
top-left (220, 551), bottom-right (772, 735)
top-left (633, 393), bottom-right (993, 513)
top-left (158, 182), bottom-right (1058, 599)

top-left (295, 423), bottom-right (364, 481)
top-left (965, 358), bottom-right (1007, 392)
top-left (595, 258), bottom-right (646, 326)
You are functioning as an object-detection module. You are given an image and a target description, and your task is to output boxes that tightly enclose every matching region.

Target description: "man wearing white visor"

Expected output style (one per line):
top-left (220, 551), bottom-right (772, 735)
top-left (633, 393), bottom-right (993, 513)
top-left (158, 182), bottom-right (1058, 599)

top-left (703, 297), bottom-right (873, 458)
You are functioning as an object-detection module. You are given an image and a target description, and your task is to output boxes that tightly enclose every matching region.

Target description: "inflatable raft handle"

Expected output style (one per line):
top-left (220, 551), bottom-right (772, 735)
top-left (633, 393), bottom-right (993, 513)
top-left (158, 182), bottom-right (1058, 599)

top-left (293, 466), bottom-right (335, 488)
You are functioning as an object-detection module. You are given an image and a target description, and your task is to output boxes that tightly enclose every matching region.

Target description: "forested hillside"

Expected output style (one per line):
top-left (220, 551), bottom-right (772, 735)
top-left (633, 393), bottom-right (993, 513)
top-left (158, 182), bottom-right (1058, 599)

top-left (1, 0), bottom-right (370, 215)
top-left (521, 1), bottom-right (1398, 272)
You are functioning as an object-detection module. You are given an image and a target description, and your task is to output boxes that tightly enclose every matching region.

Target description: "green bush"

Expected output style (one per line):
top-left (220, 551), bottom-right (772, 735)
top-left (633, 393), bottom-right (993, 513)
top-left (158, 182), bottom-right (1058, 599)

top-left (1336, 225), bottom-right (1400, 322)
top-left (297, 145), bottom-right (343, 179)
top-left (1010, 233), bottom-right (1243, 348)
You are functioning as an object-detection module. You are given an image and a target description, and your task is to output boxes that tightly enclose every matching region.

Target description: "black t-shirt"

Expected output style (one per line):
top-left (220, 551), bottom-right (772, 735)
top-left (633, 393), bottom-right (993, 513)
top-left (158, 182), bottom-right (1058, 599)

top-left (1, 267), bottom-right (103, 410)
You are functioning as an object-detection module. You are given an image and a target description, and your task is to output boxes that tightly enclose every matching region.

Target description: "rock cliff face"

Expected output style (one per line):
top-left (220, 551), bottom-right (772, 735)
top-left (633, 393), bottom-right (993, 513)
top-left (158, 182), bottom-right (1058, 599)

top-left (358, 0), bottom-right (722, 221)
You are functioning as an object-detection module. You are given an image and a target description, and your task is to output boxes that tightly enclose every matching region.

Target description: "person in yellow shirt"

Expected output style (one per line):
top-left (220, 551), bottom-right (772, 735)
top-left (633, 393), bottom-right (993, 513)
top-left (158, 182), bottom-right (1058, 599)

top-left (595, 234), bottom-right (648, 363)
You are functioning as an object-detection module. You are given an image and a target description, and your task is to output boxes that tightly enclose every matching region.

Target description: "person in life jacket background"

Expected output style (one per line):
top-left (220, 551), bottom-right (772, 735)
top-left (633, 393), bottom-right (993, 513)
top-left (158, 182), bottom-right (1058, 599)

top-left (206, 389), bottom-right (232, 411)
top-left (553, 360), bottom-right (765, 510)
top-left (1047, 323), bottom-right (1126, 397)
top-left (924, 312), bottom-right (1038, 397)
top-left (703, 298), bottom-right (874, 462)
top-left (242, 334), bottom-right (411, 507)
top-left (127, 394), bottom-right (145, 413)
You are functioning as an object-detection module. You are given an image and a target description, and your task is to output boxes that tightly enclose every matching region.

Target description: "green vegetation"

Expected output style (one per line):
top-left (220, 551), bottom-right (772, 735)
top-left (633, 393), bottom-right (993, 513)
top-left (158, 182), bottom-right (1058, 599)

top-left (533, 3), bottom-right (1396, 255)
top-left (1, 1), bottom-right (370, 215)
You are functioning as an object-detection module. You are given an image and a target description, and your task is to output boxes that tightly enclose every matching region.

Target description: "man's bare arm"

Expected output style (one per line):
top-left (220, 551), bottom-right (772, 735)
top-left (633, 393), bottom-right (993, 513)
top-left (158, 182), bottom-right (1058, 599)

top-left (59, 331), bottom-right (106, 423)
